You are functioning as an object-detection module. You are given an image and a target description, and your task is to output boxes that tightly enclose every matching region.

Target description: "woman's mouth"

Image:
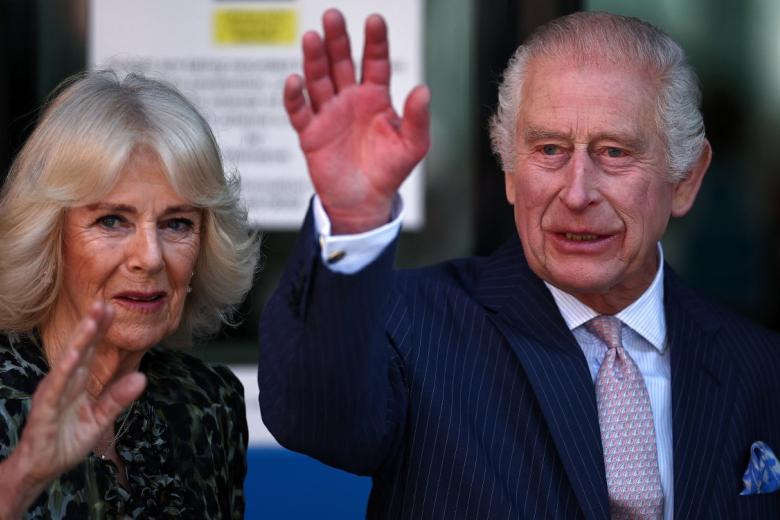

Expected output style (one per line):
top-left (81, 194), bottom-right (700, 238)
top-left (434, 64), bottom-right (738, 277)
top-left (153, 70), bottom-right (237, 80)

top-left (114, 291), bottom-right (167, 311)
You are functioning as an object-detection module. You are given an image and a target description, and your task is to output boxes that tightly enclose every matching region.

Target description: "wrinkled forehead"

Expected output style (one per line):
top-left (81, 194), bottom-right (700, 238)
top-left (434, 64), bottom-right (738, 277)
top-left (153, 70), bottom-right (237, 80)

top-left (518, 54), bottom-right (663, 139)
top-left (523, 51), bottom-right (662, 97)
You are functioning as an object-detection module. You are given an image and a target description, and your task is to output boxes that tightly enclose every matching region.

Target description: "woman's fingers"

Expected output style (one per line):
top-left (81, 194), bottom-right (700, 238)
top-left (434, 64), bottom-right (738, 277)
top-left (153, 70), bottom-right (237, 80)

top-left (58, 302), bottom-right (114, 402)
top-left (92, 372), bottom-right (147, 428)
top-left (37, 313), bottom-right (100, 411)
top-left (38, 301), bottom-right (116, 414)
top-left (92, 302), bottom-right (115, 346)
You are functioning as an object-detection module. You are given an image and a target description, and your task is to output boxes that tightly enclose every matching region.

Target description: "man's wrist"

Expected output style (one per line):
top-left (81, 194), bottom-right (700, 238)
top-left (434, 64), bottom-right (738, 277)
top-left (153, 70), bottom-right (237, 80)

top-left (313, 194), bottom-right (404, 274)
top-left (324, 202), bottom-right (394, 235)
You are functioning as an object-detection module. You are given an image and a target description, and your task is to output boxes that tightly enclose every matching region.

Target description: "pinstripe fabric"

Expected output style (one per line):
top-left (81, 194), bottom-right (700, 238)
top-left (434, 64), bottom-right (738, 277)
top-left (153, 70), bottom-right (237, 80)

top-left (258, 209), bottom-right (780, 519)
top-left (547, 249), bottom-right (675, 520)
top-left (663, 270), bottom-right (780, 518)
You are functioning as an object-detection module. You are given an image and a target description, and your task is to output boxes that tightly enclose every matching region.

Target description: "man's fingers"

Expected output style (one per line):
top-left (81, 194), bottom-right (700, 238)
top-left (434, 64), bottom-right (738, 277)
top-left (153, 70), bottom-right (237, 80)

top-left (92, 372), bottom-right (147, 427)
top-left (302, 31), bottom-right (335, 112)
top-left (323, 9), bottom-right (356, 92)
top-left (284, 74), bottom-right (313, 133)
top-left (400, 85), bottom-right (431, 158)
top-left (361, 14), bottom-right (391, 87)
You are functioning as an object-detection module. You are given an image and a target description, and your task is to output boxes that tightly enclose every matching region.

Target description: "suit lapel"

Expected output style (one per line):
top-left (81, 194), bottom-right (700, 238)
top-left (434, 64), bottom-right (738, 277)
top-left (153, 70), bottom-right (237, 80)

top-left (665, 268), bottom-right (736, 518)
top-left (476, 238), bottom-right (610, 520)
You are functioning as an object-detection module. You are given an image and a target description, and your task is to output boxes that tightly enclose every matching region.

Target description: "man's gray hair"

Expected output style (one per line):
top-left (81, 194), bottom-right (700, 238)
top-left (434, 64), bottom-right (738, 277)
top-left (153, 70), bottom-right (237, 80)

top-left (489, 11), bottom-right (705, 182)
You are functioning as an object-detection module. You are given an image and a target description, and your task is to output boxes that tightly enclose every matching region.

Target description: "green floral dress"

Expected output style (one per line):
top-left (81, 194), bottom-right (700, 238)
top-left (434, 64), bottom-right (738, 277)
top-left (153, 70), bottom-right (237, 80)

top-left (0, 337), bottom-right (247, 519)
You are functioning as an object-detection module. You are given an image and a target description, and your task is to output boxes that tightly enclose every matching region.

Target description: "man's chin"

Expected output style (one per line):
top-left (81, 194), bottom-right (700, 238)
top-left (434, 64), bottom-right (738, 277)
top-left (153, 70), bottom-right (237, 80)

top-left (538, 267), bottom-right (618, 297)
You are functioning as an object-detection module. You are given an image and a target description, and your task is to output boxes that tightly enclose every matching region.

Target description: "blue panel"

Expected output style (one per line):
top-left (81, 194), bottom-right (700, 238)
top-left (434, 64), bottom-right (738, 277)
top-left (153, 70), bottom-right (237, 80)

top-left (245, 447), bottom-right (371, 519)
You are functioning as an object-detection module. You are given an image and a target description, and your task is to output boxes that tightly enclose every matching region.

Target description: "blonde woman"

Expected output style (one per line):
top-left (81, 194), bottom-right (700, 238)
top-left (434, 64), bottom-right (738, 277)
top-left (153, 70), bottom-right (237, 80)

top-left (0, 71), bottom-right (259, 518)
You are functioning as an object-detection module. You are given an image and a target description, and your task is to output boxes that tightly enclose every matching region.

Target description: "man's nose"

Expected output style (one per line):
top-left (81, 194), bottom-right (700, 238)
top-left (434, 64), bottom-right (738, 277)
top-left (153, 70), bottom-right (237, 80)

top-left (128, 225), bottom-right (164, 274)
top-left (559, 149), bottom-right (598, 210)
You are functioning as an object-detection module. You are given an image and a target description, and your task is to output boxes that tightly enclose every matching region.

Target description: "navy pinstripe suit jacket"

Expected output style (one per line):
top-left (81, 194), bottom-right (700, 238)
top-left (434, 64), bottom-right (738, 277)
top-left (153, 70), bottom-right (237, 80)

top-left (258, 210), bottom-right (780, 518)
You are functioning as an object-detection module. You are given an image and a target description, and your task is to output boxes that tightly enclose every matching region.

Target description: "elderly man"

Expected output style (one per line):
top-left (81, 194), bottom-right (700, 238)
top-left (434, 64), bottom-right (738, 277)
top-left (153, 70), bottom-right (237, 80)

top-left (259, 9), bottom-right (780, 519)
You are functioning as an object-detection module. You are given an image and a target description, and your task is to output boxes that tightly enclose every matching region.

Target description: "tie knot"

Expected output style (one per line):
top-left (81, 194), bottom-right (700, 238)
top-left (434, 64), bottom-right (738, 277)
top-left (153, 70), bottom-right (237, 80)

top-left (586, 315), bottom-right (623, 350)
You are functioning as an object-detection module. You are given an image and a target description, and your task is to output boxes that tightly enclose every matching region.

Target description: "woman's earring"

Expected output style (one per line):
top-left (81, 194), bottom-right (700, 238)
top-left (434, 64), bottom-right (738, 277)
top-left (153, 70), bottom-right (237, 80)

top-left (187, 271), bottom-right (195, 293)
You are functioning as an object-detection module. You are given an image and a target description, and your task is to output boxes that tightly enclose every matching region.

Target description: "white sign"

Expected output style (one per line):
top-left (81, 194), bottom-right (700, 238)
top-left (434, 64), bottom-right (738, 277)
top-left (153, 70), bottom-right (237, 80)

top-left (89, 0), bottom-right (425, 230)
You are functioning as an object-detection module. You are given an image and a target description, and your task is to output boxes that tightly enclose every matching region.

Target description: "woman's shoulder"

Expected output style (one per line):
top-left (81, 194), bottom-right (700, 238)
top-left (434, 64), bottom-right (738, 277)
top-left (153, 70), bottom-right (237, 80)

top-left (140, 347), bottom-right (244, 408)
top-left (0, 334), bottom-right (47, 399)
top-left (0, 335), bottom-right (48, 454)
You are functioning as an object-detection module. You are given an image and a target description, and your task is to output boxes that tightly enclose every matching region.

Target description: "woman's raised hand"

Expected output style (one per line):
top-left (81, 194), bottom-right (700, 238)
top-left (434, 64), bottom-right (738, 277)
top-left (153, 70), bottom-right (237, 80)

top-left (284, 9), bottom-right (430, 234)
top-left (0, 302), bottom-right (146, 518)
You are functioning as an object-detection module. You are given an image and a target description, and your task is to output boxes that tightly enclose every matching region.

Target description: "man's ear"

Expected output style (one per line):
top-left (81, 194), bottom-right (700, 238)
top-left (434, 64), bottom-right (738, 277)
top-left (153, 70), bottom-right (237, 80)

top-left (671, 139), bottom-right (712, 217)
top-left (504, 171), bottom-right (516, 205)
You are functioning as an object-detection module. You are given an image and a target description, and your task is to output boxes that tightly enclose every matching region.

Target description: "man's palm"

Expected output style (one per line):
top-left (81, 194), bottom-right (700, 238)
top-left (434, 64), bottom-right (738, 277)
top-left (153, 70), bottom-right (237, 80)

top-left (283, 10), bottom-right (429, 233)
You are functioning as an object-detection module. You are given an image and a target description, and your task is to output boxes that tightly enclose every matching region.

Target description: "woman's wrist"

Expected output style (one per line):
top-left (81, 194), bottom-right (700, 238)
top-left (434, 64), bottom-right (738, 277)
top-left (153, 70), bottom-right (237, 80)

top-left (0, 442), bottom-right (50, 519)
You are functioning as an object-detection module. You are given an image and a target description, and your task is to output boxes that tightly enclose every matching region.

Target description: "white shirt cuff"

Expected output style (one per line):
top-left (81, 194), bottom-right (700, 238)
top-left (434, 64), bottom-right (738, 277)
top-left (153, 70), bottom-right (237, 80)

top-left (312, 195), bottom-right (404, 274)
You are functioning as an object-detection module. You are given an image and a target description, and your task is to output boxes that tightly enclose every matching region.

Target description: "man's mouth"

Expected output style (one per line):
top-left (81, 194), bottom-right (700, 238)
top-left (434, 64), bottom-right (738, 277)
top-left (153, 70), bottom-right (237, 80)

top-left (563, 232), bottom-right (601, 241)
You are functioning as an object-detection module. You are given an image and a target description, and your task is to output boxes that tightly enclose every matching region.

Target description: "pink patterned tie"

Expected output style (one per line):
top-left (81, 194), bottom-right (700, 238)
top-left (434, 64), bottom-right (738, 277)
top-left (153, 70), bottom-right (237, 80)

top-left (587, 316), bottom-right (663, 520)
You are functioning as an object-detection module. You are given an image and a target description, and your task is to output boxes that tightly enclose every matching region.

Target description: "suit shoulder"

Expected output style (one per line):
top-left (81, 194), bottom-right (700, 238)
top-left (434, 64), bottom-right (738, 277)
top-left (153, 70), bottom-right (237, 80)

top-left (716, 308), bottom-right (780, 367)
top-left (675, 278), bottom-right (780, 369)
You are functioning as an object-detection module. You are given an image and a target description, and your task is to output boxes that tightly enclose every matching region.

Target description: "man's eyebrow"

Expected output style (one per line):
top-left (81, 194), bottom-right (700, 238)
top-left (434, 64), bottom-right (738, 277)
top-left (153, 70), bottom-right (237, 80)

top-left (523, 126), bottom-right (571, 142)
top-left (589, 132), bottom-right (646, 151)
top-left (523, 126), bottom-right (647, 151)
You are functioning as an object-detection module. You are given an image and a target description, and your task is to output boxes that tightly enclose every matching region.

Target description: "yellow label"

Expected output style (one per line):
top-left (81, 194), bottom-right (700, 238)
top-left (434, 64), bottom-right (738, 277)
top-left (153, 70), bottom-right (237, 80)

top-left (213, 9), bottom-right (297, 45)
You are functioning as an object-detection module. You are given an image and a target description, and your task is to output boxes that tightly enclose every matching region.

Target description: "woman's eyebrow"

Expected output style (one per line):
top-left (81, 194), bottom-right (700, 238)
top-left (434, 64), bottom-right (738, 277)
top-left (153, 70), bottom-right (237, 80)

top-left (83, 203), bottom-right (199, 215)
top-left (85, 202), bottom-right (136, 214)
top-left (162, 205), bottom-right (199, 216)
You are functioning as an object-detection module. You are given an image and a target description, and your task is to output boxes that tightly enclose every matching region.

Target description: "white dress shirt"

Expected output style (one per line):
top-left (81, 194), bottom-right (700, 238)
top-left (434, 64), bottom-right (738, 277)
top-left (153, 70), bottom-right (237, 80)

top-left (313, 195), bottom-right (404, 274)
top-left (544, 249), bottom-right (673, 520)
top-left (313, 195), bottom-right (673, 519)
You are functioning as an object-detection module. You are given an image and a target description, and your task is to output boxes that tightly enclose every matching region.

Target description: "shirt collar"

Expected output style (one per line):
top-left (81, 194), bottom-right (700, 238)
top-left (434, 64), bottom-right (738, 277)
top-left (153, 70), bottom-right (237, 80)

top-left (543, 243), bottom-right (667, 353)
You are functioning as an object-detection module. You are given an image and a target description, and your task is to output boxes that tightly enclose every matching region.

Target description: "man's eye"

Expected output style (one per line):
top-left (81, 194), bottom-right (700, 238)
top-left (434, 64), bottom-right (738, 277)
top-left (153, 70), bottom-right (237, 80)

top-left (97, 215), bottom-right (122, 229)
top-left (542, 144), bottom-right (560, 156)
top-left (606, 147), bottom-right (625, 158)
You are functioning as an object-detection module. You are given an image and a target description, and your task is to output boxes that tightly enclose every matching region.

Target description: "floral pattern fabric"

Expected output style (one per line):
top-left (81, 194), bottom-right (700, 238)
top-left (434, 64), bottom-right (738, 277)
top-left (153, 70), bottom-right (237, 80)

top-left (741, 441), bottom-right (780, 495)
top-left (0, 336), bottom-right (247, 519)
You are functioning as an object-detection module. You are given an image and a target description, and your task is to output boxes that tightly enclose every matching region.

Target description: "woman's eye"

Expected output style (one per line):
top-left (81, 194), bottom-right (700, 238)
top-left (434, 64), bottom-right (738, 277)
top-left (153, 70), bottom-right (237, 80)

top-left (97, 215), bottom-right (123, 229)
top-left (164, 218), bottom-right (194, 232)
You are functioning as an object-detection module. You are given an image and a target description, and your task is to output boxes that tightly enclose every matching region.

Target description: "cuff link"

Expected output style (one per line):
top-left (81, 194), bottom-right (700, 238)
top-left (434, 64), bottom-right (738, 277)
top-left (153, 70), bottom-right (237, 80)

top-left (326, 250), bottom-right (346, 264)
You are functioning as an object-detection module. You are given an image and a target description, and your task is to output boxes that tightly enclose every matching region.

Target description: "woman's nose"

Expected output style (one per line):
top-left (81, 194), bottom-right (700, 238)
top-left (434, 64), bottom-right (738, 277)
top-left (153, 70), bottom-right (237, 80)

top-left (127, 225), bottom-right (164, 274)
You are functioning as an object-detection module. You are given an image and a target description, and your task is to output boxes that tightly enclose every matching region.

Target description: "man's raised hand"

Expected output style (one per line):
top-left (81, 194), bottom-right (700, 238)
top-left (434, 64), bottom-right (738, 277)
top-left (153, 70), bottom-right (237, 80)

top-left (284, 9), bottom-right (430, 234)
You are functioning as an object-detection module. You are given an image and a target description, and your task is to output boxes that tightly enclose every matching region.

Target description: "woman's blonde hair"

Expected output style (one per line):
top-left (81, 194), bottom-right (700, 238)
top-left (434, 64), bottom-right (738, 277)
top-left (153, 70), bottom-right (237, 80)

top-left (0, 70), bottom-right (260, 345)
